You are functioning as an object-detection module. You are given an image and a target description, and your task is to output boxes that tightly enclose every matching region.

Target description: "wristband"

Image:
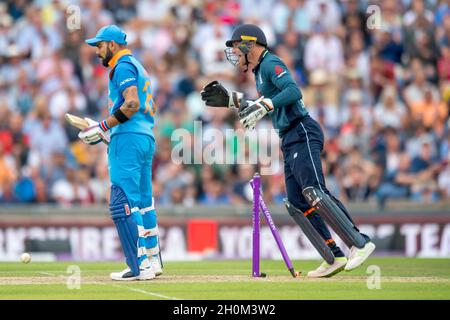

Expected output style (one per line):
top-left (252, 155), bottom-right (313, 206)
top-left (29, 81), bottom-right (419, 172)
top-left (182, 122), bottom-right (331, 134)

top-left (113, 108), bottom-right (129, 123)
top-left (99, 120), bottom-right (111, 132)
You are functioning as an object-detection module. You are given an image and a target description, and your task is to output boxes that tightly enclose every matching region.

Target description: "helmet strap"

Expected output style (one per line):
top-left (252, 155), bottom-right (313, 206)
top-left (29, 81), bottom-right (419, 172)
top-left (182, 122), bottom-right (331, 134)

top-left (243, 54), bottom-right (250, 72)
top-left (238, 41), bottom-right (254, 73)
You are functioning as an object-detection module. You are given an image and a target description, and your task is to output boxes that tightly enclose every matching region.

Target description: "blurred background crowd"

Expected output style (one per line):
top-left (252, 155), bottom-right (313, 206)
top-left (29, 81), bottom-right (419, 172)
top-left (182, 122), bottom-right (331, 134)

top-left (0, 0), bottom-right (449, 208)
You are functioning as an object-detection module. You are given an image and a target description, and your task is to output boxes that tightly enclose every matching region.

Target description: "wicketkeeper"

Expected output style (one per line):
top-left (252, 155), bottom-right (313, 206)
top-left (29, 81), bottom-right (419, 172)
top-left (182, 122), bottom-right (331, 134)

top-left (80, 25), bottom-right (162, 280)
top-left (201, 24), bottom-right (376, 277)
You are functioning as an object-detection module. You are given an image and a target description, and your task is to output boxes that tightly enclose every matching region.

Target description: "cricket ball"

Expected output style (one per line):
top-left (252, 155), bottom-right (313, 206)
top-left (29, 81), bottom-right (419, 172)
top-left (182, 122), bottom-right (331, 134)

top-left (20, 253), bottom-right (31, 264)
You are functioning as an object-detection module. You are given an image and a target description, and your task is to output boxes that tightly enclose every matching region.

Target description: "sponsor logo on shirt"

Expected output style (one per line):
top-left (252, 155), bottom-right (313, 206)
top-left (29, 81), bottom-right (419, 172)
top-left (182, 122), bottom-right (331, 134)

top-left (119, 77), bottom-right (136, 87)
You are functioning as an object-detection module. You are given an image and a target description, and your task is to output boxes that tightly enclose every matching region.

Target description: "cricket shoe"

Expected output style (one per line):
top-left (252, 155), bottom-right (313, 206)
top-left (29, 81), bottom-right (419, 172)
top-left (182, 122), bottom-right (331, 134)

top-left (345, 241), bottom-right (376, 271)
top-left (307, 257), bottom-right (347, 278)
top-left (138, 266), bottom-right (156, 280)
top-left (110, 267), bottom-right (156, 281)
top-left (150, 256), bottom-right (163, 276)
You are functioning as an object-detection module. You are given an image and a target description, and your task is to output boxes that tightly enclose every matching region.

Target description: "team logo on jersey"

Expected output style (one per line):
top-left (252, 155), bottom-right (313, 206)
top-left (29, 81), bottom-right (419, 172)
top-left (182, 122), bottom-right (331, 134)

top-left (124, 204), bottom-right (131, 215)
top-left (275, 65), bottom-right (286, 78)
top-left (275, 66), bottom-right (283, 75)
top-left (258, 73), bottom-right (263, 85)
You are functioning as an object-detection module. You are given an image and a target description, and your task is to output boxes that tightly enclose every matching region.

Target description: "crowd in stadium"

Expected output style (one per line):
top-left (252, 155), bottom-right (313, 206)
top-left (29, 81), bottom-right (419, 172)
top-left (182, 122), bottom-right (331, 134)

top-left (0, 0), bottom-right (449, 208)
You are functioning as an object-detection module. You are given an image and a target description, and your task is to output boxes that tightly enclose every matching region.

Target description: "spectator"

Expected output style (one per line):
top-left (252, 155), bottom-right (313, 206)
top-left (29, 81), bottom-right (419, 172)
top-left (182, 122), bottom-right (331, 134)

top-left (341, 148), bottom-right (377, 201)
top-left (306, 0), bottom-right (341, 32)
top-left (346, 31), bottom-right (371, 88)
top-left (373, 27), bottom-right (403, 65)
top-left (376, 152), bottom-right (413, 208)
top-left (409, 141), bottom-right (440, 202)
top-left (306, 70), bottom-right (340, 137)
top-left (438, 156), bottom-right (450, 199)
top-left (198, 177), bottom-right (230, 205)
top-left (341, 0), bottom-right (369, 45)
top-left (0, 140), bottom-right (16, 202)
top-left (403, 0), bottom-right (434, 27)
top-left (339, 90), bottom-right (372, 156)
top-left (380, 0), bottom-right (403, 36)
top-left (403, 59), bottom-right (439, 108)
top-left (230, 163), bottom-right (255, 204)
top-left (272, 0), bottom-right (312, 36)
top-left (373, 85), bottom-right (407, 130)
top-left (136, 0), bottom-right (170, 24)
top-left (437, 43), bottom-right (450, 81)
top-left (410, 87), bottom-right (448, 129)
top-left (89, 161), bottom-right (110, 204)
top-left (27, 109), bottom-right (68, 171)
top-left (370, 53), bottom-right (396, 101)
top-left (304, 23), bottom-right (344, 76)
top-left (51, 166), bottom-right (94, 207)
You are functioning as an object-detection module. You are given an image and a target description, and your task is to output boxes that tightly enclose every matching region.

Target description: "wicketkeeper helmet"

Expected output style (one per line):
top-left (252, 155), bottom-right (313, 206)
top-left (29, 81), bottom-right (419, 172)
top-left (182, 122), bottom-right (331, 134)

top-left (224, 24), bottom-right (267, 71)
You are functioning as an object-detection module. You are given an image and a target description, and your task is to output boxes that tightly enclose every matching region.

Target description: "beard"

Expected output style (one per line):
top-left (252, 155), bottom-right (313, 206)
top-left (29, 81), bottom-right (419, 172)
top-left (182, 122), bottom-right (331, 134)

top-left (99, 47), bottom-right (113, 67)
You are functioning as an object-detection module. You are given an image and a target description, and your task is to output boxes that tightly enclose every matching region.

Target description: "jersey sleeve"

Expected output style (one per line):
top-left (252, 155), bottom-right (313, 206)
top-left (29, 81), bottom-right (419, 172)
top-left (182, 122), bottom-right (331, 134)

top-left (263, 59), bottom-right (302, 109)
top-left (113, 62), bottom-right (138, 97)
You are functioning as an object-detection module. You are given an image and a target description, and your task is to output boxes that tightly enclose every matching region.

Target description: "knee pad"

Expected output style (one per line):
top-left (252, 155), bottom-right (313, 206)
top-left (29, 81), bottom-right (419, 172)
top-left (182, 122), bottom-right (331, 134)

top-left (110, 185), bottom-right (140, 276)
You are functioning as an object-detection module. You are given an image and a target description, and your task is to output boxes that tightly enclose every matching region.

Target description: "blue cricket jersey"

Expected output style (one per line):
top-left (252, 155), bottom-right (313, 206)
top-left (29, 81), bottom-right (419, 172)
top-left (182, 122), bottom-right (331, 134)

top-left (108, 49), bottom-right (155, 139)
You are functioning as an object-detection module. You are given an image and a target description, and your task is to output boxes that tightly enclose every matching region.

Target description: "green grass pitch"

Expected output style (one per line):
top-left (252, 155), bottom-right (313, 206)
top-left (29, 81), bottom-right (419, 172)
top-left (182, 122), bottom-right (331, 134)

top-left (0, 258), bottom-right (449, 300)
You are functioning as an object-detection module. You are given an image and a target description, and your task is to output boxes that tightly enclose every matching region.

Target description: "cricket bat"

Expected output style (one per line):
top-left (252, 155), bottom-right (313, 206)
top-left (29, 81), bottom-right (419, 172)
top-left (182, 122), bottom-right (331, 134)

top-left (65, 113), bottom-right (90, 130)
top-left (65, 113), bottom-right (109, 145)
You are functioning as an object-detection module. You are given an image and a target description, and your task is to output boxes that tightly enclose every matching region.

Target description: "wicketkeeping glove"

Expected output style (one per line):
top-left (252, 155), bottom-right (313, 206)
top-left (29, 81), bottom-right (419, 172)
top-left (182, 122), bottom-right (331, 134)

top-left (78, 118), bottom-right (110, 145)
top-left (200, 80), bottom-right (244, 108)
top-left (238, 97), bottom-right (274, 130)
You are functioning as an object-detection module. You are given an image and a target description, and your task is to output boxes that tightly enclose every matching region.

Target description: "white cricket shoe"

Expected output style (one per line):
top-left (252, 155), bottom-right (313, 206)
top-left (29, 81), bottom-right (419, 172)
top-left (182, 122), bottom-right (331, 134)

top-left (110, 267), bottom-right (155, 281)
top-left (307, 257), bottom-right (348, 278)
top-left (110, 267), bottom-right (135, 281)
top-left (345, 241), bottom-right (376, 271)
top-left (150, 256), bottom-right (163, 276)
top-left (138, 267), bottom-right (156, 280)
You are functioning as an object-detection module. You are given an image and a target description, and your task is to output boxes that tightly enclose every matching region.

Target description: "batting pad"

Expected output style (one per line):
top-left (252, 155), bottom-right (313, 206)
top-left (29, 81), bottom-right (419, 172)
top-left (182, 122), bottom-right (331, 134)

top-left (302, 187), bottom-right (366, 249)
top-left (110, 185), bottom-right (140, 276)
top-left (285, 199), bottom-right (335, 264)
top-left (140, 201), bottom-right (159, 256)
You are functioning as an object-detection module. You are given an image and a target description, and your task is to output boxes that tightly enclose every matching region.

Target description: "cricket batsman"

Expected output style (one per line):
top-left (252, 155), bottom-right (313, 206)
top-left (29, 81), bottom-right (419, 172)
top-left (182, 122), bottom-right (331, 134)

top-left (201, 24), bottom-right (376, 277)
top-left (80, 25), bottom-right (162, 280)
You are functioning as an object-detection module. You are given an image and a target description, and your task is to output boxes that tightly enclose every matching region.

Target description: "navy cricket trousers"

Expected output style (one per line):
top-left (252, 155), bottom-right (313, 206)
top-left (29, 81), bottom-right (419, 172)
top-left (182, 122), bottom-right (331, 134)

top-left (281, 115), bottom-right (330, 212)
top-left (280, 116), bottom-right (366, 252)
top-left (281, 115), bottom-right (359, 229)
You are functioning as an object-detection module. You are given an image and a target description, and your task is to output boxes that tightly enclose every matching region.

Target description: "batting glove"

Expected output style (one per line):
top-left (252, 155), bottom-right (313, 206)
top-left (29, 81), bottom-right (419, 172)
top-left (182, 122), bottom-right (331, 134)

top-left (78, 118), bottom-right (110, 145)
top-left (238, 97), bottom-right (274, 130)
top-left (200, 80), bottom-right (243, 108)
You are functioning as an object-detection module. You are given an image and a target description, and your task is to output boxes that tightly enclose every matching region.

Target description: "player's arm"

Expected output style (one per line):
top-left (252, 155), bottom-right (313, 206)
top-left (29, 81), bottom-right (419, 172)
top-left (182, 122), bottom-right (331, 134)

top-left (265, 61), bottom-right (302, 109)
top-left (239, 62), bottom-right (301, 129)
top-left (100, 62), bottom-right (140, 130)
top-left (78, 63), bottom-right (139, 145)
top-left (100, 85), bottom-right (140, 129)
